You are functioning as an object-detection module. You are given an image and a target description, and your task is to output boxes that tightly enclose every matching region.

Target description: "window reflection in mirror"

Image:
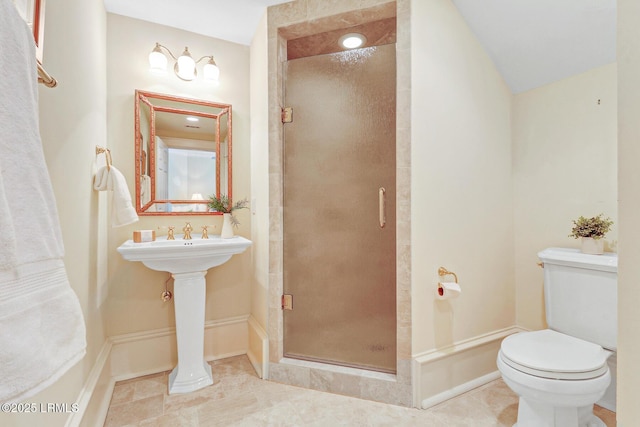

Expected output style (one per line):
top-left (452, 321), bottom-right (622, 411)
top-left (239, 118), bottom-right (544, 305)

top-left (135, 90), bottom-right (232, 215)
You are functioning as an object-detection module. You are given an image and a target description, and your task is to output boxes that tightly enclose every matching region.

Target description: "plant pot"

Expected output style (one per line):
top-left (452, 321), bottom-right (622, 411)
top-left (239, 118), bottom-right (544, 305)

top-left (581, 237), bottom-right (604, 255)
top-left (221, 213), bottom-right (234, 239)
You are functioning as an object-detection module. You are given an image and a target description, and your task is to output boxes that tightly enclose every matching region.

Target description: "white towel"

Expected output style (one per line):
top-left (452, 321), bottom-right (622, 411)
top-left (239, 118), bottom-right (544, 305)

top-left (93, 166), bottom-right (139, 227)
top-left (0, 0), bottom-right (86, 403)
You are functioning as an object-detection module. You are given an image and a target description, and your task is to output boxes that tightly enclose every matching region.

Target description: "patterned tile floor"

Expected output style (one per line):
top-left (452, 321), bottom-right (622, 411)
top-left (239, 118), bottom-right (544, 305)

top-left (104, 355), bottom-right (616, 426)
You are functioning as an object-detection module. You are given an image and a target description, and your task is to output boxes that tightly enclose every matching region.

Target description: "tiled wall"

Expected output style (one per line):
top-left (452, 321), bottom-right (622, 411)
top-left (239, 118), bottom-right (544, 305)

top-left (266, 0), bottom-right (413, 406)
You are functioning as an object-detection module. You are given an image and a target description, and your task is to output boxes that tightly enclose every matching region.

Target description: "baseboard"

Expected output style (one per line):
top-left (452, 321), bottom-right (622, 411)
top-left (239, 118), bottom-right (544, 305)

top-left (413, 326), bottom-right (525, 408)
top-left (74, 315), bottom-right (252, 426)
top-left (66, 340), bottom-right (113, 427)
top-left (420, 370), bottom-right (502, 409)
top-left (247, 315), bottom-right (269, 379)
top-left (109, 315), bottom-right (249, 379)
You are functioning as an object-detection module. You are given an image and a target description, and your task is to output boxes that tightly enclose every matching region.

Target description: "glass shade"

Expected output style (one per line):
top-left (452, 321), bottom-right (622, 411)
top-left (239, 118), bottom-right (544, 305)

top-left (203, 58), bottom-right (220, 82)
top-left (176, 47), bottom-right (196, 81)
top-left (149, 48), bottom-right (168, 72)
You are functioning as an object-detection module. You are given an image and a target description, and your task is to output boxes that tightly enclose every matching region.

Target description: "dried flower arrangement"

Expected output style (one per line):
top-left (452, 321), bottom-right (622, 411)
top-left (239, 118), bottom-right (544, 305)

top-left (207, 195), bottom-right (249, 227)
top-left (568, 214), bottom-right (613, 240)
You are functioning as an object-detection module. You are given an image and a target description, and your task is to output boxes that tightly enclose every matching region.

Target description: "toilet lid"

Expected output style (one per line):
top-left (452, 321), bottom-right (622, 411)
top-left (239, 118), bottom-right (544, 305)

top-left (500, 330), bottom-right (610, 380)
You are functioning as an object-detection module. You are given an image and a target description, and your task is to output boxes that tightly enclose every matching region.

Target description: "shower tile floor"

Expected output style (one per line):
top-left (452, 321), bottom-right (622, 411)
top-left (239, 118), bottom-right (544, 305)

top-left (104, 355), bottom-right (616, 427)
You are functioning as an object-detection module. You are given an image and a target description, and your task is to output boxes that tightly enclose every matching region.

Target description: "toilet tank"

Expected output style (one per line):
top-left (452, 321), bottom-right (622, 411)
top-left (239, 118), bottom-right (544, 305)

top-left (538, 248), bottom-right (617, 351)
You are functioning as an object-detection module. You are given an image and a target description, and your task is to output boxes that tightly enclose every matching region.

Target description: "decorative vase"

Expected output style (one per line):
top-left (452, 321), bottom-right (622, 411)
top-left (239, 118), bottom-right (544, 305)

top-left (221, 213), bottom-right (234, 239)
top-left (581, 237), bottom-right (604, 255)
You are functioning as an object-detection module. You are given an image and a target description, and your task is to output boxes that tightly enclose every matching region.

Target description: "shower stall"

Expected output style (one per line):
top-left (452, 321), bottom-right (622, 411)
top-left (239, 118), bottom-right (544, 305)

top-left (282, 43), bottom-right (397, 373)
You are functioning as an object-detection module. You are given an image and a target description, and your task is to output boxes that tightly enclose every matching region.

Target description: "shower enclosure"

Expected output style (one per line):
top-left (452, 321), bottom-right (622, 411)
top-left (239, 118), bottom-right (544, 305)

top-left (283, 43), bottom-right (397, 373)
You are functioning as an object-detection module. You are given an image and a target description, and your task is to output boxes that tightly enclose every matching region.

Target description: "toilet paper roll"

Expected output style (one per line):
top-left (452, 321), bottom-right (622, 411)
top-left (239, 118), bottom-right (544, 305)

top-left (437, 282), bottom-right (462, 300)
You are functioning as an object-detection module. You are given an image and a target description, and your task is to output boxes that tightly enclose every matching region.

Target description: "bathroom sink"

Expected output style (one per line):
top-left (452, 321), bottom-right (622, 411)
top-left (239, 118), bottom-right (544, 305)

top-left (117, 234), bottom-right (252, 274)
top-left (117, 233), bottom-right (251, 395)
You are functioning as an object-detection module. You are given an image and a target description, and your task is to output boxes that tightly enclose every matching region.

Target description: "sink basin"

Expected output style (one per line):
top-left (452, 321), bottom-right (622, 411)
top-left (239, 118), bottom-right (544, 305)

top-left (117, 234), bottom-right (252, 274)
top-left (117, 233), bottom-right (251, 395)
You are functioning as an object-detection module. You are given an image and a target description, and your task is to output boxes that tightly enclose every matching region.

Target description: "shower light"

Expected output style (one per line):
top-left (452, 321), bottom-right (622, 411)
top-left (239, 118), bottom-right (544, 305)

top-left (148, 43), bottom-right (220, 83)
top-left (339, 33), bottom-right (367, 49)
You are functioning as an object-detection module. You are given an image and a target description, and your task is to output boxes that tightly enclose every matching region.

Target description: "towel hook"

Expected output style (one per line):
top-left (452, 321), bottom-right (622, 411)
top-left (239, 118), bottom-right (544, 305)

top-left (438, 266), bottom-right (458, 283)
top-left (95, 146), bottom-right (112, 171)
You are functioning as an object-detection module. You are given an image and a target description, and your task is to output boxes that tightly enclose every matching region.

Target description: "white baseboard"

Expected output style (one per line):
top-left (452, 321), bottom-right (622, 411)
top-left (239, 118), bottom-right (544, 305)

top-left (72, 315), bottom-right (253, 426)
top-left (420, 371), bottom-right (502, 409)
top-left (413, 326), bottom-right (525, 408)
top-left (65, 340), bottom-right (113, 427)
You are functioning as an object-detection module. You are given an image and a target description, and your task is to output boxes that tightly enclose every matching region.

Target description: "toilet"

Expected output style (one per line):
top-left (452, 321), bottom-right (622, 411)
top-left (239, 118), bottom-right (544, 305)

top-left (498, 248), bottom-right (617, 427)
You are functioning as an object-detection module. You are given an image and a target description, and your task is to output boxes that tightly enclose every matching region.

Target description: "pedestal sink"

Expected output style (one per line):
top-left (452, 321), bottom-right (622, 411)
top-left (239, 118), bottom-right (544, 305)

top-left (117, 234), bottom-right (251, 394)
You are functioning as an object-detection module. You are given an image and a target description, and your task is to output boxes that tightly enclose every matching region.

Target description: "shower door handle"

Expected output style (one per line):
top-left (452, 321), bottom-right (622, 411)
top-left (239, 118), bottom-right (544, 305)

top-left (379, 187), bottom-right (386, 228)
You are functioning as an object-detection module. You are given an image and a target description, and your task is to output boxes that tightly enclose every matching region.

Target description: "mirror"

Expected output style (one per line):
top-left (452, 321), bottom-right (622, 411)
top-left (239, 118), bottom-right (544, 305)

top-left (135, 90), bottom-right (232, 215)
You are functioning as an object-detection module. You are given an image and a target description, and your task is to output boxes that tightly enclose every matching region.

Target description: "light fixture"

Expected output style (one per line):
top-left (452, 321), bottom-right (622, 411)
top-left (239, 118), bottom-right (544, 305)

top-left (186, 116), bottom-right (199, 122)
top-left (339, 33), bottom-right (367, 49)
top-left (149, 42), bottom-right (219, 83)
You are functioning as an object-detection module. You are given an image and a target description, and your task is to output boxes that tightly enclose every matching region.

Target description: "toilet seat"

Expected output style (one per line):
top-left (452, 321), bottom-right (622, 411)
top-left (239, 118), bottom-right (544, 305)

top-left (500, 330), bottom-right (610, 380)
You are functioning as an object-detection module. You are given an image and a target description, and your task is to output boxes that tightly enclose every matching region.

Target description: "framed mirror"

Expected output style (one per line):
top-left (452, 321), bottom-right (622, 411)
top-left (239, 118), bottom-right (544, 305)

top-left (134, 90), bottom-right (232, 215)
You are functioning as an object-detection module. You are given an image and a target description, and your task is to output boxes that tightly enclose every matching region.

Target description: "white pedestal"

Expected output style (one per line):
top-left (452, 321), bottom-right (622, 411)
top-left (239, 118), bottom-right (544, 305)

top-left (168, 271), bottom-right (213, 394)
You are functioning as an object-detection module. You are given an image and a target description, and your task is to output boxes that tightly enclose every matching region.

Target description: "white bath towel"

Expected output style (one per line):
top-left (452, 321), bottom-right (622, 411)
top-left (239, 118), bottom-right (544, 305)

top-left (0, 0), bottom-right (86, 403)
top-left (93, 166), bottom-right (139, 227)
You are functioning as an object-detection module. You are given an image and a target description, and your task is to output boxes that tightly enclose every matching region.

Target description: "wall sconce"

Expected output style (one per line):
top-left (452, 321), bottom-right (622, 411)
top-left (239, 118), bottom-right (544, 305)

top-left (149, 42), bottom-right (220, 83)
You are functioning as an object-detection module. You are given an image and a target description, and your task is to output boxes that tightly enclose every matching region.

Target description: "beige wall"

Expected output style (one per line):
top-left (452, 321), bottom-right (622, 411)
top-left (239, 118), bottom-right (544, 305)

top-left (617, 0), bottom-right (640, 423)
top-left (1, 0), bottom-right (108, 426)
top-left (411, 0), bottom-right (515, 354)
top-left (513, 64), bottom-right (618, 330)
top-left (249, 12), bottom-right (270, 336)
top-left (105, 14), bottom-right (252, 336)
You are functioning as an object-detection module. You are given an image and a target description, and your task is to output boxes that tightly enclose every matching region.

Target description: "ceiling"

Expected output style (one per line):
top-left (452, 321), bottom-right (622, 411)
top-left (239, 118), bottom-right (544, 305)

top-left (103, 0), bottom-right (291, 46)
top-left (451, 0), bottom-right (616, 93)
top-left (104, 0), bottom-right (617, 94)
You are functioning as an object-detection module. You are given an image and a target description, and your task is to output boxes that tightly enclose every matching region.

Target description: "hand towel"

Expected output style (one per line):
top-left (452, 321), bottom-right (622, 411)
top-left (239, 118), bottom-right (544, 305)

top-left (0, 0), bottom-right (86, 403)
top-left (93, 166), bottom-right (139, 227)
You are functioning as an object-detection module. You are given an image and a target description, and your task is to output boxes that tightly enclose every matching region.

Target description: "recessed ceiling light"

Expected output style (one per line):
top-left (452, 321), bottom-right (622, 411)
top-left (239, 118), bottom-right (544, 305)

top-left (186, 116), bottom-right (199, 122)
top-left (339, 33), bottom-right (367, 49)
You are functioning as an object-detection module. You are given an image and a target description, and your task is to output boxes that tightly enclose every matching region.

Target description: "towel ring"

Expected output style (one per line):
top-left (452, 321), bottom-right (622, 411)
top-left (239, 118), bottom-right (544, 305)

top-left (96, 146), bottom-right (112, 171)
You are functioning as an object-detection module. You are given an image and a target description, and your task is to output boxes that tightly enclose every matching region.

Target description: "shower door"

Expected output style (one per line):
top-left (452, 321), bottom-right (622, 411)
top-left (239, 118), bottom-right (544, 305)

top-left (283, 44), bottom-right (396, 373)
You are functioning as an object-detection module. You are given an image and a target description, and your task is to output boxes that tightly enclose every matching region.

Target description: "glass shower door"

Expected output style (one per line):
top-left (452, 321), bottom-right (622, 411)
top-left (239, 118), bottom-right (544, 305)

top-left (283, 43), bottom-right (397, 373)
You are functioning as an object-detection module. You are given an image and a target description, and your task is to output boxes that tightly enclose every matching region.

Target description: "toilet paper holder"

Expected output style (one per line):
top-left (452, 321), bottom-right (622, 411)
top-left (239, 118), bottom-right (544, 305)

top-left (437, 267), bottom-right (461, 299)
top-left (438, 266), bottom-right (458, 283)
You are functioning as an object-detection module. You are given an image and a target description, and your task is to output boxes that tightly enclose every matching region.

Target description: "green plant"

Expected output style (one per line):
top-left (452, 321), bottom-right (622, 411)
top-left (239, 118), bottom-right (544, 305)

top-left (208, 195), bottom-right (249, 227)
top-left (568, 214), bottom-right (613, 240)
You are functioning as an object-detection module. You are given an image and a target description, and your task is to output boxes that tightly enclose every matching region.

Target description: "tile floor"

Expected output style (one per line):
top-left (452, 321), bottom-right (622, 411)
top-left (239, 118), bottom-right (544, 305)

top-left (104, 355), bottom-right (616, 426)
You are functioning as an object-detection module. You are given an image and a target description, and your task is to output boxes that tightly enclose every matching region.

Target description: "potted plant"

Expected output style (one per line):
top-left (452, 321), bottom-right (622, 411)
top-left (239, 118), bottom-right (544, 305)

top-left (207, 195), bottom-right (249, 238)
top-left (568, 213), bottom-right (613, 254)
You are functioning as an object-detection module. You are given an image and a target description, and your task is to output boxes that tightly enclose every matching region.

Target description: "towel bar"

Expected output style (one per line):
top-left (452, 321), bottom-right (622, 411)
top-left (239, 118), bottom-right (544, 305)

top-left (37, 61), bottom-right (57, 88)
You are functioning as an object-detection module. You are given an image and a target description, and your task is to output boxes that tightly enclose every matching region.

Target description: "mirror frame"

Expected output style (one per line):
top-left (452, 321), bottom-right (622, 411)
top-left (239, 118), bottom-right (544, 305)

top-left (134, 90), bottom-right (233, 216)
